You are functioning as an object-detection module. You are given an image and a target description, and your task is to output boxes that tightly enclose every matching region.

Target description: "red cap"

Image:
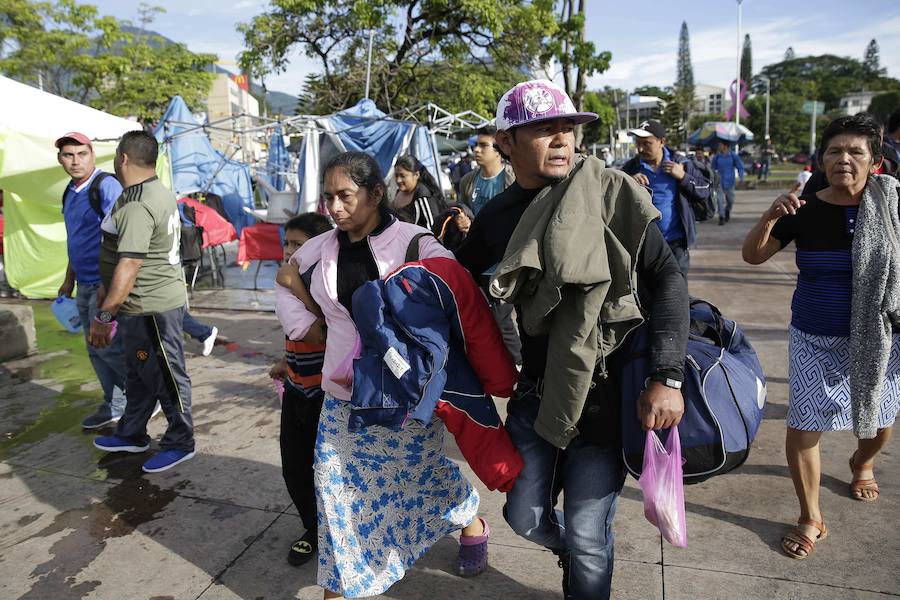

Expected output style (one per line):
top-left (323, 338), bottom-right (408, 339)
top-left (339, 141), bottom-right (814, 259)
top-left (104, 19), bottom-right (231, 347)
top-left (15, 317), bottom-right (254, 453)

top-left (55, 132), bottom-right (92, 149)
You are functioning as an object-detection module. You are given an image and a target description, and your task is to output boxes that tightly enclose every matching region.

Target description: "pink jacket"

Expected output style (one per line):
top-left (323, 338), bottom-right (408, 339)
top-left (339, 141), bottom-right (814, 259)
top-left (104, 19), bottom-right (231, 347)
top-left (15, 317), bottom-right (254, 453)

top-left (275, 218), bottom-right (453, 401)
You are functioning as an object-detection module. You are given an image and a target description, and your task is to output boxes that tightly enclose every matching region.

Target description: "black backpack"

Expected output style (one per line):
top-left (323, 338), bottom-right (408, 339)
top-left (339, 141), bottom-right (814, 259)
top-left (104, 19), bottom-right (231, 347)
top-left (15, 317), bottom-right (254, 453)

top-left (61, 171), bottom-right (113, 218)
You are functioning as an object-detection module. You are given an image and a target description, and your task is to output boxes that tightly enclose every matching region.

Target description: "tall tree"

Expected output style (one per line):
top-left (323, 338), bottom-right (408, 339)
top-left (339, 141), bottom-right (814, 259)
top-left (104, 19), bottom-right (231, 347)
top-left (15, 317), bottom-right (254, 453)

top-left (863, 38), bottom-right (881, 74)
top-left (0, 0), bottom-right (215, 121)
top-left (672, 21), bottom-right (695, 144)
top-left (676, 21), bottom-right (694, 90)
top-left (239, 1), bottom-right (560, 115)
top-left (740, 34), bottom-right (752, 84)
top-left (784, 46), bottom-right (795, 61)
top-left (540, 1), bottom-right (611, 146)
top-left (541, 0), bottom-right (611, 113)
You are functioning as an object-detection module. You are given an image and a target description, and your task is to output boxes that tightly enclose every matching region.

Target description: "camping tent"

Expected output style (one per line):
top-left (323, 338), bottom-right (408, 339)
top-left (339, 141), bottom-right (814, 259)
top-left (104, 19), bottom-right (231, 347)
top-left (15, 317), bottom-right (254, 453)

top-left (0, 76), bottom-right (142, 298)
top-left (296, 99), bottom-right (441, 214)
top-left (153, 96), bottom-right (255, 234)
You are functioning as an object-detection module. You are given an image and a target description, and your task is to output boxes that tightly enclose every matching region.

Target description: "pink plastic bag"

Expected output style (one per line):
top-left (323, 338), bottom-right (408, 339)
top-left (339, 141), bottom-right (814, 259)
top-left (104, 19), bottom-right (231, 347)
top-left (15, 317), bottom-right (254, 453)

top-left (638, 426), bottom-right (687, 547)
top-left (273, 378), bottom-right (285, 405)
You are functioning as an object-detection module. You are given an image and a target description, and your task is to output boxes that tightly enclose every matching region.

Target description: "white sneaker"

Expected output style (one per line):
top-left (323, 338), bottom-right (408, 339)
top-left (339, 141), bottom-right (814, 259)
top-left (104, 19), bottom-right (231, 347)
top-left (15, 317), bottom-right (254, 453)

top-left (151, 402), bottom-right (162, 419)
top-left (202, 326), bottom-right (218, 356)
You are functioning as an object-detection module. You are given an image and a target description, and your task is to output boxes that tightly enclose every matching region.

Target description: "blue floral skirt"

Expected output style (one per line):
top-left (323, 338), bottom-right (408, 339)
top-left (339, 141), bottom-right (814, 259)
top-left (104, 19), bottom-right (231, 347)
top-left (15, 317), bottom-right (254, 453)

top-left (314, 396), bottom-right (480, 597)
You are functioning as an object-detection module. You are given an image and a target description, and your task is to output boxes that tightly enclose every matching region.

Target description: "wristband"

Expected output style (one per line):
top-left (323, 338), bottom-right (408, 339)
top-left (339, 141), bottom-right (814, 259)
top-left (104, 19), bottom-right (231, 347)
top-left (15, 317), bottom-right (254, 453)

top-left (94, 316), bottom-right (119, 342)
top-left (647, 374), bottom-right (683, 390)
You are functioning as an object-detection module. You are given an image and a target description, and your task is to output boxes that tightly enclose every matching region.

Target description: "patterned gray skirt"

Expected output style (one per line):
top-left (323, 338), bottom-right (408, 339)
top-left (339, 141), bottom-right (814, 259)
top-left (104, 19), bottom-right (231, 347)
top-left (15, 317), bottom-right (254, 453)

top-left (314, 396), bottom-right (480, 597)
top-left (787, 326), bottom-right (900, 431)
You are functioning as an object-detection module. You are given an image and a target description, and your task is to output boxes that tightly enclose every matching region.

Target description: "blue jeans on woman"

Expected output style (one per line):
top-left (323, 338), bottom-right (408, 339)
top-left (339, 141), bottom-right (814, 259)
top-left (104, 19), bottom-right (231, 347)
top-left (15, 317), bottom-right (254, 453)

top-left (76, 282), bottom-right (127, 419)
top-left (503, 379), bottom-right (625, 600)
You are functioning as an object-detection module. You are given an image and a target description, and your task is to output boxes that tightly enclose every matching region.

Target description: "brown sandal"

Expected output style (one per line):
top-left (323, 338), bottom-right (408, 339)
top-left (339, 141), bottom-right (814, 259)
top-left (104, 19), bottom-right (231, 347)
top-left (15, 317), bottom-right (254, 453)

top-left (849, 453), bottom-right (880, 502)
top-left (781, 519), bottom-right (827, 560)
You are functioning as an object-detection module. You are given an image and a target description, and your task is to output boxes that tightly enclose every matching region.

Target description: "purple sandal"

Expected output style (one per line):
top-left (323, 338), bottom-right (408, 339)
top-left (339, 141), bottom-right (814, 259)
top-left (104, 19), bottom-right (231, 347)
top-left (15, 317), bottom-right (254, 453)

top-left (456, 517), bottom-right (490, 577)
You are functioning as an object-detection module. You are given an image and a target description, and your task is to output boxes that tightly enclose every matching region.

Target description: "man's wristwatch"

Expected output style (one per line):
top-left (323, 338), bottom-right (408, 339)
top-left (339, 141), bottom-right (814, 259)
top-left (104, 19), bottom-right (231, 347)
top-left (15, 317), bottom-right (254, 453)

top-left (648, 373), bottom-right (683, 390)
top-left (96, 310), bottom-right (116, 324)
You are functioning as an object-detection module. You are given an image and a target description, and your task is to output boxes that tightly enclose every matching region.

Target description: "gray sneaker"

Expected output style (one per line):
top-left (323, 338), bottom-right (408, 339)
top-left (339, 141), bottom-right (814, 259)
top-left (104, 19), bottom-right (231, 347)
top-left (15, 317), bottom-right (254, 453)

top-left (82, 406), bottom-right (120, 429)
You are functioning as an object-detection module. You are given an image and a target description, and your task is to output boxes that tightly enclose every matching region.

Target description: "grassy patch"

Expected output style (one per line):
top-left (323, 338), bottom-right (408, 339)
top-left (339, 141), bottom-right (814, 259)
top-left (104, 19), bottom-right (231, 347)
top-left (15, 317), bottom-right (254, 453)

top-left (0, 301), bottom-right (101, 459)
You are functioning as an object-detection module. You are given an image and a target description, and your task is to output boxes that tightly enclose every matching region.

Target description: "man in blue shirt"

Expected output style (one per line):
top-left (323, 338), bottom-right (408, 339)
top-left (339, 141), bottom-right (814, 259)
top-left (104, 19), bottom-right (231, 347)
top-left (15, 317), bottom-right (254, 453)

top-left (711, 140), bottom-right (746, 224)
top-left (459, 126), bottom-right (515, 215)
top-left (56, 131), bottom-right (129, 429)
top-left (621, 120), bottom-right (711, 275)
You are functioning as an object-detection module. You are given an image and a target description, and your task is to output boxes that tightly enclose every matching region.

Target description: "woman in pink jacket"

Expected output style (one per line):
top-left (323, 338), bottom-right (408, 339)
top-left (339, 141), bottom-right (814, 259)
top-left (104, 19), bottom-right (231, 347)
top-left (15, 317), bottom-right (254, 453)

top-left (276, 152), bottom-right (489, 599)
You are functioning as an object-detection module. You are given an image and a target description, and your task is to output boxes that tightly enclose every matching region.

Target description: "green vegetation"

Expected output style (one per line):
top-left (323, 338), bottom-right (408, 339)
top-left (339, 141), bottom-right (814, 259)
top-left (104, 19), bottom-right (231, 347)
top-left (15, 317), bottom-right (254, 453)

top-left (747, 54), bottom-right (900, 153)
top-left (239, 1), bottom-right (612, 120)
top-left (0, 0), bottom-right (216, 121)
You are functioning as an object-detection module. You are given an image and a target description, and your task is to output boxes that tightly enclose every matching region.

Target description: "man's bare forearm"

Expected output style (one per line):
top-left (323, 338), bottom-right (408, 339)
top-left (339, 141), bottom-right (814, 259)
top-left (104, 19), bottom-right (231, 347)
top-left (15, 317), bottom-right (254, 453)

top-left (100, 257), bottom-right (143, 315)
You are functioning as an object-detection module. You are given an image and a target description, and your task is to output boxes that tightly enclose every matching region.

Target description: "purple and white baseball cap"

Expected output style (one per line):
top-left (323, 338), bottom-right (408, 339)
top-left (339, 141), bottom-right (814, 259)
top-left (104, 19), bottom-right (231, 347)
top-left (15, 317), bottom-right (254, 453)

top-left (495, 79), bottom-right (598, 131)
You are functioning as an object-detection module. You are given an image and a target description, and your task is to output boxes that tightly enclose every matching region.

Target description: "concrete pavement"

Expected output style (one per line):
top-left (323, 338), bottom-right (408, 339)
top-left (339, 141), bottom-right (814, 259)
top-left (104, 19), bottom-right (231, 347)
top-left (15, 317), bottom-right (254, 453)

top-left (1, 189), bottom-right (898, 599)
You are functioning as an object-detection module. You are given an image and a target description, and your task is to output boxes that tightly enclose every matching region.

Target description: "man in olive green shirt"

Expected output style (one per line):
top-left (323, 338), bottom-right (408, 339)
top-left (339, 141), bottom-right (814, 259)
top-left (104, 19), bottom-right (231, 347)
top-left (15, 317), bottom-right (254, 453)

top-left (90, 130), bottom-right (196, 473)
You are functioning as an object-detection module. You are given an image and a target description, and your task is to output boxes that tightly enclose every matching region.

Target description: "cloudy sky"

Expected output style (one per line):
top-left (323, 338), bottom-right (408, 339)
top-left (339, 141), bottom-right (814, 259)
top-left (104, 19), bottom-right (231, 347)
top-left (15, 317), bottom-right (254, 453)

top-left (90, 0), bottom-right (900, 97)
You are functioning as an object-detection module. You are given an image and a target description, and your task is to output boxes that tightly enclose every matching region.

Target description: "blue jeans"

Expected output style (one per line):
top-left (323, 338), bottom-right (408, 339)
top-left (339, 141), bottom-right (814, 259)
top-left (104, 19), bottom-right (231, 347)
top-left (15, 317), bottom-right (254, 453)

top-left (717, 185), bottom-right (736, 219)
top-left (504, 381), bottom-right (625, 600)
top-left (76, 282), bottom-right (127, 418)
top-left (182, 311), bottom-right (213, 342)
top-left (666, 238), bottom-right (690, 277)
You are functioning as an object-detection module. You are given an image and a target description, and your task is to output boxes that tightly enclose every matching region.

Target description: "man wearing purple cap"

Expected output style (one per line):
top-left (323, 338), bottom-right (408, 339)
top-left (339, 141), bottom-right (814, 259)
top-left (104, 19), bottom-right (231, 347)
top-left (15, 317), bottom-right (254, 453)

top-left (56, 132), bottom-right (129, 428)
top-left (457, 80), bottom-right (689, 600)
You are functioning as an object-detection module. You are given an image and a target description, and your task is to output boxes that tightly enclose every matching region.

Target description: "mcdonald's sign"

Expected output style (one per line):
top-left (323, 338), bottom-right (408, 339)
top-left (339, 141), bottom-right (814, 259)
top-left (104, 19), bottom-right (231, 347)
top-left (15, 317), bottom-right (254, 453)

top-left (231, 74), bottom-right (249, 91)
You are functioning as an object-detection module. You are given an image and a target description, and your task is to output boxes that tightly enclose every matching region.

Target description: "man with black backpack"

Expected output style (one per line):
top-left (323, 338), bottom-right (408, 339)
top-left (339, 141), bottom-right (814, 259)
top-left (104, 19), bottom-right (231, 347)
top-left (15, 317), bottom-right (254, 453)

top-left (57, 132), bottom-right (130, 429)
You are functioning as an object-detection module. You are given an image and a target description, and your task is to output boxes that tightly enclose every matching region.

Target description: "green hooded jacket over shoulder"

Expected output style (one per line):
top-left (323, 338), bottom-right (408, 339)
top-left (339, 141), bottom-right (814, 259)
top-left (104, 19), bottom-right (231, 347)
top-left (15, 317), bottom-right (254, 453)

top-left (489, 156), bottom-right (661, 448)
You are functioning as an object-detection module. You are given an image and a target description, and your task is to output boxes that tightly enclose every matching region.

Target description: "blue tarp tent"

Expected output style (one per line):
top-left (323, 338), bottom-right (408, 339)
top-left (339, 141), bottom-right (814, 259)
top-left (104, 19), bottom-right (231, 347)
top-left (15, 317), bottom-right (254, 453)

top-left (154, 96), bottom-right (255, 234)
top-left (297, 99), bottom-right (441, 214)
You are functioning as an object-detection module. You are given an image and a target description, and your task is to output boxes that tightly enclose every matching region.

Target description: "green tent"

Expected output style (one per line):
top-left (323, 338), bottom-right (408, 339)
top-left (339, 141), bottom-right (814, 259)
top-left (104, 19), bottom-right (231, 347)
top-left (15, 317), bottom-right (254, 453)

top-left (0, 76), bottom-right (143, 297)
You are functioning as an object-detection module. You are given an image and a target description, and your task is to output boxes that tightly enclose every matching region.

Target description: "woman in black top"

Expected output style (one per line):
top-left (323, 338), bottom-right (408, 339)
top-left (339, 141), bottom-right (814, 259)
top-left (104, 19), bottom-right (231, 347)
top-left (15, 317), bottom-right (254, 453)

top-left (742, 114), bottom-right (900, 561)
top-left (391, 155), bottom-right (446, 229)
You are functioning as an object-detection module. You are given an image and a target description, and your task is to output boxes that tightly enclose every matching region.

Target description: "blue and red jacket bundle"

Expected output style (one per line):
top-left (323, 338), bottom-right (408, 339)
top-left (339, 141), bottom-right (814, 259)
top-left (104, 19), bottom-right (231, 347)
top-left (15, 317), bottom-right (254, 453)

top-left (350, 256), bottom-right (523, 492)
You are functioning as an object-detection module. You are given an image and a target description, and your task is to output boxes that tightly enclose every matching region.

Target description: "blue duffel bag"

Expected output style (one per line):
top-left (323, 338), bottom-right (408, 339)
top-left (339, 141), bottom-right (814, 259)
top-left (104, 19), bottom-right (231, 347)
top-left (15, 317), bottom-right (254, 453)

top-left (619, 299), bottom-right (767, 483)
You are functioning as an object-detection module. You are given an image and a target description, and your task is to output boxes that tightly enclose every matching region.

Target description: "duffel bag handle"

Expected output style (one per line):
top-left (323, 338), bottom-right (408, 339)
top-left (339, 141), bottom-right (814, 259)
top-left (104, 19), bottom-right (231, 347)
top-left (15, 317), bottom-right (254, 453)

top-left (689, 297), bottom-right (726, 347)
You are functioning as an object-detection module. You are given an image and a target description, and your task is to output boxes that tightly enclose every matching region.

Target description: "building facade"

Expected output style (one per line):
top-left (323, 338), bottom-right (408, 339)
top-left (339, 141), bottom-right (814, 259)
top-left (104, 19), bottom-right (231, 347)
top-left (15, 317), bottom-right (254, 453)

top-left (839, 91), bottom-right (877, 116)
top-left (693, 84), bottom-right (730, 115)
top-left (206, 72), bottom-right (261, 163)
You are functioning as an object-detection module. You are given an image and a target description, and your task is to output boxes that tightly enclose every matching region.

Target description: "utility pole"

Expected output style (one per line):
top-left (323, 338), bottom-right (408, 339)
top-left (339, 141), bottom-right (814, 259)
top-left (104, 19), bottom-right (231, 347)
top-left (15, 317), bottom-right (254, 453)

top-left (764, 76), bottom-right (770, 139)
top-left (364, 30), bottom-right (375, 101)
top-left (809, 101), bottom-right (817, 155)
top-left (735, 0), bottom-right (743, 131)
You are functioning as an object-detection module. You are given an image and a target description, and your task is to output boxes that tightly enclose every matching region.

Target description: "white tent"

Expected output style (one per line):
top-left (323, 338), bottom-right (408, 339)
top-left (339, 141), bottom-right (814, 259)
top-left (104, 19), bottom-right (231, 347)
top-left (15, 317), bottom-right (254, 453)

top-left (0, 76), bottom-right (142, 297)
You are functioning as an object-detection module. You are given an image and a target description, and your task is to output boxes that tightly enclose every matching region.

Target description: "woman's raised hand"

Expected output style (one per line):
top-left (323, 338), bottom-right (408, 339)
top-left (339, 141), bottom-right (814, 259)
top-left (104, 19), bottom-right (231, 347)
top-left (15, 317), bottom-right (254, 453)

top-left (767, 192), bottom-right (806, 220)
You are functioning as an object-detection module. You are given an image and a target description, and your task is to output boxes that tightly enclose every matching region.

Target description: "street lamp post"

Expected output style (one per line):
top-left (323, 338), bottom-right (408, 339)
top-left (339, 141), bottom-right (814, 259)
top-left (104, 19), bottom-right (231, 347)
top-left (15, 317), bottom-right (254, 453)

top-left (364, 30), bottom-right (375, 101)
top-left (764, 76), bottom-right (770, 139)
top-left (735, 0), bottom-right (743, 131)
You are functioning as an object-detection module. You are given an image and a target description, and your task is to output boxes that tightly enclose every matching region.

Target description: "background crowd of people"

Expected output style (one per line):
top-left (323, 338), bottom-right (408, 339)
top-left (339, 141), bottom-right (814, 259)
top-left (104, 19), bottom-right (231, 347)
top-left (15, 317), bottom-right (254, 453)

top-left (46, 80), bottom-right (900, 599)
